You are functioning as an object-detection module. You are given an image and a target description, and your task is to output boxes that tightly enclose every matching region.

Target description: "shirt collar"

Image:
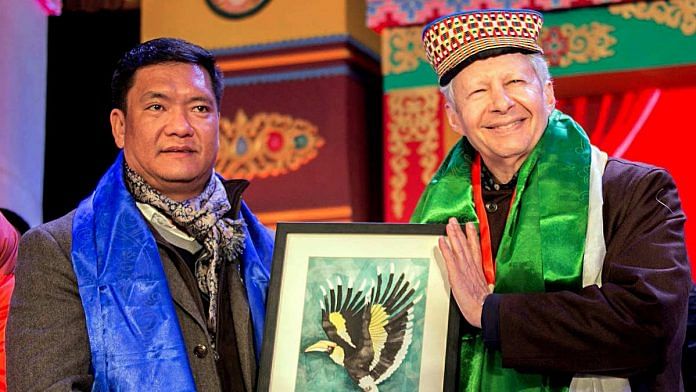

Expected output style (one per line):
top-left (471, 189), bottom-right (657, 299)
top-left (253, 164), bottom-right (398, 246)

top-left (481, 162), bottom-right (518, 192)
top-left (136, 202), bottom-right (203, 254)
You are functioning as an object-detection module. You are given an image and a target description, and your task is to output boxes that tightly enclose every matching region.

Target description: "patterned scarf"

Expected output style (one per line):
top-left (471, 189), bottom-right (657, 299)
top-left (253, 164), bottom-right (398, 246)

top-left (124, 163), bottom-right (246, 330)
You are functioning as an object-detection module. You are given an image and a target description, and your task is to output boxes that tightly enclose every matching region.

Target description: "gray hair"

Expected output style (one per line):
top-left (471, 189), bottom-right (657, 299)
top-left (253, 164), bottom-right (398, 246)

top-left (440, 53), bottom-right (552, 108)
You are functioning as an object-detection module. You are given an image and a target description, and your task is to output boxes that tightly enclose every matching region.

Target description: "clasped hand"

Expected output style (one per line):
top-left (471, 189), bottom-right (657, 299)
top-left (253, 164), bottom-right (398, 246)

top-left (438, 217), bottom-right (493, 328)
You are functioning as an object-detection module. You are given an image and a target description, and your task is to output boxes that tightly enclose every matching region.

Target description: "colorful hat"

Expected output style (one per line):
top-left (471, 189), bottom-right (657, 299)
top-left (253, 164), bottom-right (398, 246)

top-left (422, 9), bottom-right (544, 86)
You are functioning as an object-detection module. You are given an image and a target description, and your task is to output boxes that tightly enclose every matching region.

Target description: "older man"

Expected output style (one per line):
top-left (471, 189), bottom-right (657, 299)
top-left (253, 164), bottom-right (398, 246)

top-left (412, 9), bottom-right (691, 391)
top-left (7, 38), bottom-right (273, 392)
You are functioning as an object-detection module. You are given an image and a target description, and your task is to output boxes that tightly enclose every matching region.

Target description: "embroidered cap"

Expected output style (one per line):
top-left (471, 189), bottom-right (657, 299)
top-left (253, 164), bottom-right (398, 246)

top-left (422, 9), bottom-right (544, 86)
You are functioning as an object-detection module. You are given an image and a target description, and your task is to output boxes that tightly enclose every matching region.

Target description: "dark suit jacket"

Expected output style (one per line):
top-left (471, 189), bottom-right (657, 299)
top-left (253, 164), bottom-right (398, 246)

top-left (481, 158), bottom-right (692, 391)
top-left (6, 209), bottom-right (257, 392)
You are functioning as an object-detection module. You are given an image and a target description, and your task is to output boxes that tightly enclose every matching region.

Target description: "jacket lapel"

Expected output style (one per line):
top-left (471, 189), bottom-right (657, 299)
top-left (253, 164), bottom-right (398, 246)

top-left (228, 266), bottom-right (256, 392)
top-left (157, 243), bottom-right (208, 332)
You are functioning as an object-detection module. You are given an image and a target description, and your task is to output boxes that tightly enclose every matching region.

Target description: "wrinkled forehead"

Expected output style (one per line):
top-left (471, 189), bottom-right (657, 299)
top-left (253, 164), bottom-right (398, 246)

top-left (127, 62), bottom-right (216, 101)
top-left (453, 52), bottom-right (539, 84)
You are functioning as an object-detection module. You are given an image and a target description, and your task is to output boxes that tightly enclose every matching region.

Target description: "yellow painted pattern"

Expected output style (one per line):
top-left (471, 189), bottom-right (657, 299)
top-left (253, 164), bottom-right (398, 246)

top-left (609, 0), bottom-right (696, 36)
top-left (387, 87), bottom-right (441, 219)
top-left (329, 312), bottom-right (355, 348)
top-left (369, 304), bottom-right (388, 368)
top-left (540, 23), bottom-right (617, 68)
top-left (382, 26), bottom-right (427, 75)
top-left (141, 0), bottom-right (379, 53)
top-left (216, 110), bottom-right (325, 181)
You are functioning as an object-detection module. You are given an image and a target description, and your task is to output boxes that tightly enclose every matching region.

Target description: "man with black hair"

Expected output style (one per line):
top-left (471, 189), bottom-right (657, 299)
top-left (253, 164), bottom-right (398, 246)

top-left (7, 38), bottom-right (273, 392)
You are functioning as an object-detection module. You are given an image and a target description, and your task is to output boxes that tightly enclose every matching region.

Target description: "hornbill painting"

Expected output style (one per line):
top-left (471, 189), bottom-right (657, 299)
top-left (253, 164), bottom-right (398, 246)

top-left (304, 264), bottom-right (422, 391)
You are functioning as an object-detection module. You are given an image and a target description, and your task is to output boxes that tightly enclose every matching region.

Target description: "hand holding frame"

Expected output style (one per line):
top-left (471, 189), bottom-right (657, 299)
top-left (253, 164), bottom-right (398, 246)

top-left (438, 217), bottom-right (492, 328)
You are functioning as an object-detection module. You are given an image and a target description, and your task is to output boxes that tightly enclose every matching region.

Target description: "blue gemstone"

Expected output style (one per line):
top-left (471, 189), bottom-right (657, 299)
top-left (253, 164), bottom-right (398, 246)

top-left (236, 138), bottom-right (248, 155)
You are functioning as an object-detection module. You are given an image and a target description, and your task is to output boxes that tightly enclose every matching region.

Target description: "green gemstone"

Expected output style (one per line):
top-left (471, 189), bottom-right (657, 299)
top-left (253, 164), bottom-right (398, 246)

top-left (294, 135), bottom-right (308, 149)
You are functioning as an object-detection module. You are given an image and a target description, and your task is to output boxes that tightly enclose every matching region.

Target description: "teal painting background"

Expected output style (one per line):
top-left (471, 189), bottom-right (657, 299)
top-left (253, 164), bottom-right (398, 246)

top-left (294, 257), bottom-right (430, 391)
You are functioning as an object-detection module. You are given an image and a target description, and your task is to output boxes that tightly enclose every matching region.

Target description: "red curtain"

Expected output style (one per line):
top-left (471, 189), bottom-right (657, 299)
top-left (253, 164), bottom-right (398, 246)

top-left (558, 86), bottom-right (696, 281)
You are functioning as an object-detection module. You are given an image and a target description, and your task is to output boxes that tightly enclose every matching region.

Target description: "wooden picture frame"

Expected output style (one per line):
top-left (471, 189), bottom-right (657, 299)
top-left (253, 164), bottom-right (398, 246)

top-left (258, 222), bottom-right (460, 391)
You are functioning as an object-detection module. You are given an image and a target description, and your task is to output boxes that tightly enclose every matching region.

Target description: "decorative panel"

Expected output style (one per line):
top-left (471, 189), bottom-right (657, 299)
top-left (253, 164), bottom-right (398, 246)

top-left (214, 38), bottom-right (382, 227)
top-left (366, 0), bottom-right (641, 31)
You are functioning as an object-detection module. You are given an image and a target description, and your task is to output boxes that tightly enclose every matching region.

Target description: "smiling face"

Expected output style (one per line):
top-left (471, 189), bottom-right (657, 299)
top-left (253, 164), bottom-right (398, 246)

top-left (111, 62), bottom-right (220, 201)
top-left (445, 53), bottom-right (555, 182)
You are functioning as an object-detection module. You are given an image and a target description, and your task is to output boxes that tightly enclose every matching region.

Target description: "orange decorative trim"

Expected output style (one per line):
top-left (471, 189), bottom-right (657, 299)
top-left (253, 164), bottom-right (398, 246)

top-left (387, 87), bottom-right (441, 220)
top-left (217, 48), bottom-right (352, 72)
top-left (255, 205), bottom-right (353, 224)
top-left (216, 110), bottom-right (325, 180)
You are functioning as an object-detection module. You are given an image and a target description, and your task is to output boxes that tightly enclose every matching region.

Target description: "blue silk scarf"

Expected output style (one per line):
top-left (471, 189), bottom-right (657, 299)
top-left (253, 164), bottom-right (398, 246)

top-left (72, 153), bottom-right (273, 391)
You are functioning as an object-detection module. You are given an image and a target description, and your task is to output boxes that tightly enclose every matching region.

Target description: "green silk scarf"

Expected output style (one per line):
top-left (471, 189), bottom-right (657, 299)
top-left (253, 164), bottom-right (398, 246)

top-left (411, 110), bottom-right (591, 391)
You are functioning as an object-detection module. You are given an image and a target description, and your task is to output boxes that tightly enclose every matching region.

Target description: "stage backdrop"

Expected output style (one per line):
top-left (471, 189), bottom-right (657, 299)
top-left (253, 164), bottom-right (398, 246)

top-left (376, 2), bottom-right (696, 280)
top-left (142, 0), bottom-right (383, 226)
top-left (0, 0), bottom-right (48, 227)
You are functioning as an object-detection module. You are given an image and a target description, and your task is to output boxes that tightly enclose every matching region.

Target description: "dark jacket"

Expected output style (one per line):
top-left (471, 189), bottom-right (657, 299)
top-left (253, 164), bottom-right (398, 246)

top-left (6, 182), bottom-right (259, 392)
top-left (481, 158), bottom-right (692, 391)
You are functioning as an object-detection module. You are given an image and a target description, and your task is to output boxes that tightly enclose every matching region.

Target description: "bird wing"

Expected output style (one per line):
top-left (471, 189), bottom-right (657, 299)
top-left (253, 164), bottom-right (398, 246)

top-left (367, 266), bottom-right (418, 385)
top-left (320, 279), bottom-right (368, 357)
top-left (368, 303), bottom-right (389, 366)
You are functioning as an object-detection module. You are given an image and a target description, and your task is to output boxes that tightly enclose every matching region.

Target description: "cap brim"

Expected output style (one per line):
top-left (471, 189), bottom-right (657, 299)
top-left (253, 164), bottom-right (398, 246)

top-left (439, 47), bottom-right (539, 86)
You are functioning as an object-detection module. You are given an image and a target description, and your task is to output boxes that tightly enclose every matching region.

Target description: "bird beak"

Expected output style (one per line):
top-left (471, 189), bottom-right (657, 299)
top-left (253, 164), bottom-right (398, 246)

top-left (304, 340), bottom-right (331, 353)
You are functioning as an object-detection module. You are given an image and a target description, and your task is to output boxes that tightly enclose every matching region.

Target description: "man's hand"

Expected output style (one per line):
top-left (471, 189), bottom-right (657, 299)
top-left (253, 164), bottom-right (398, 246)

top-left (438, 217), bottom-right (492, 328)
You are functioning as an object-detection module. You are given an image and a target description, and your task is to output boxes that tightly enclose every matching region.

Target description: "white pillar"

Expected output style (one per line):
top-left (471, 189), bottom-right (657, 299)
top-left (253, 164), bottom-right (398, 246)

top-left (0, 0), bottom-right (48, 227)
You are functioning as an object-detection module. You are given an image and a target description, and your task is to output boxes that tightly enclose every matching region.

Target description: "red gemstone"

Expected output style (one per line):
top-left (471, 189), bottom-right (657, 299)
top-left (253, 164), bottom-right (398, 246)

top-left (267, 131), bottom-right (283, 152)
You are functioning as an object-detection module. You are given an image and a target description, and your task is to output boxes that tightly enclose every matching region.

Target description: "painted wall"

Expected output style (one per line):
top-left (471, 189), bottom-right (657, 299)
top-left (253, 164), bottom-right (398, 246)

top-left (141, 0), bottom-right (380, 53)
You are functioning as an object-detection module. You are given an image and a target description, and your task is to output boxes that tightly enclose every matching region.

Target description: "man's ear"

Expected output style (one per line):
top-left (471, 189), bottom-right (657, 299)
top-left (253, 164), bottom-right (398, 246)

top-left (444, 102), bottom-right (466, 137)
top-left (543, 81), bottom-right (556, 113)
top-left (110, 109), bottom-right (126, 149)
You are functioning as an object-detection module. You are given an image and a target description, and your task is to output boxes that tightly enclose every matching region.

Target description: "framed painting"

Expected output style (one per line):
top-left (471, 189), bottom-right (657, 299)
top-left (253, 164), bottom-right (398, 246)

top-left (258, 223), bottom-right (460, 391)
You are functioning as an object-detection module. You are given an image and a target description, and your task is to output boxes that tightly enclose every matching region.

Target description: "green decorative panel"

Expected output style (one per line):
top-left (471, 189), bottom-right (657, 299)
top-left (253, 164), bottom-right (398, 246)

top-left (545, 3), bottom-right (696, 76)
top-left (381, 1), bottom-right (696, 91)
